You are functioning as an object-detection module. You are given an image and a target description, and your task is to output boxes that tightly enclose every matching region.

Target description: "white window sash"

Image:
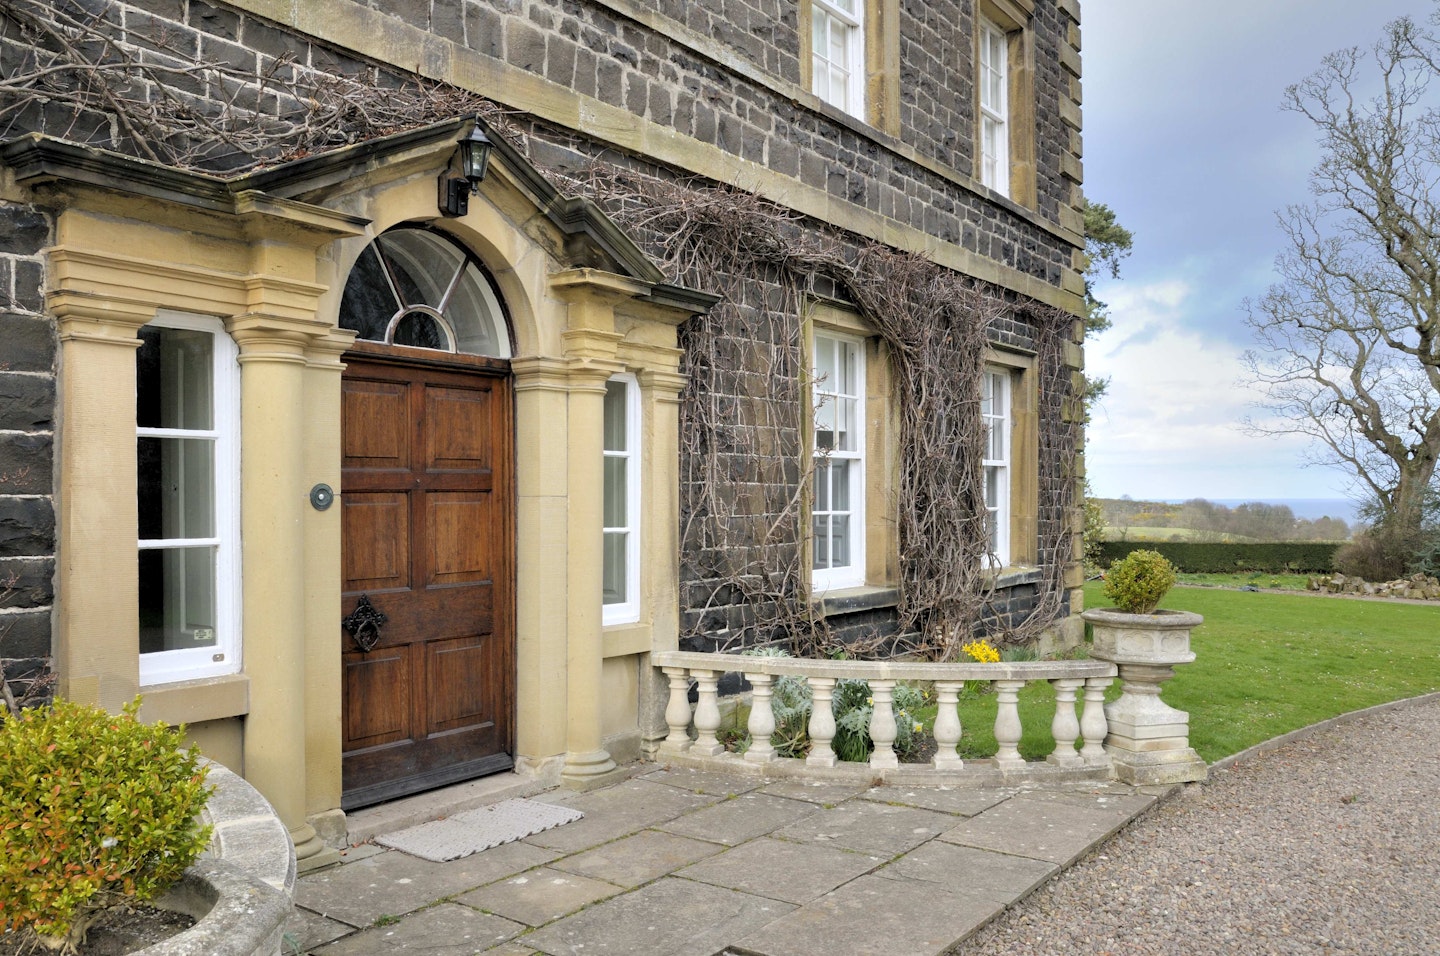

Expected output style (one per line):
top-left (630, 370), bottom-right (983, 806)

top-left (979, 20), bottom-right (1010, 194)
top-left (982, 369), bottom-right (1011, 567)
top-left (811, 0), bottom-right (865, 117)
top-left (602, 373), bottom-right (642, 626)
top-left (138, 312), bottom-right (241, 686)
top-left (812, 332), bottom-right (866, 592)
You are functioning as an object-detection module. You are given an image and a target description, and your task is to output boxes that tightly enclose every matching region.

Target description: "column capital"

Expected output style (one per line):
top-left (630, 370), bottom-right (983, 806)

top-left (50, 291), bottom-right (156, 344)
top-left (548, 268), bottom-right (652, 305)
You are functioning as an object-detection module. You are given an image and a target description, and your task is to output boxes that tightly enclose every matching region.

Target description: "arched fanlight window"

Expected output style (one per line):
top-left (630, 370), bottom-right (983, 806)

top-left (339, 226), bottom-right (512, 358)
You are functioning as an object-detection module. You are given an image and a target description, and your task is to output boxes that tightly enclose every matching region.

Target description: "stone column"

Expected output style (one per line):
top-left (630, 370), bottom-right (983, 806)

top-left (560, 353), bottom-right (621, 786)
top-left (300, 329), bottom-right (355, 851)
top-left (550, 270), bottom-right (644, 789)
top-left (511, 357), bottom-right (572, 777)
top-left (635, 364), bottom-right (687, 758)
top-left (230, 319), bottom-right (334, 871)
top-left (50, 296), bottom-right (155, 711)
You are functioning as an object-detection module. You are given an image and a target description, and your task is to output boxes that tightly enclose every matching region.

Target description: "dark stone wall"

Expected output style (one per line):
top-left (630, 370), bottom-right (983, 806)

top-left (0, 199), bottom-right (55, 687)
top-left (0, 0), bottom-right (1079, 659)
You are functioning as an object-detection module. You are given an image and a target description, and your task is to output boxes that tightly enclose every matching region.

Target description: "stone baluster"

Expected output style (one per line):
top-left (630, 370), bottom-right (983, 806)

top-left (1080, 676), bottom-right (1112, 766)
top-left (745, 672), bottom-right (776, 763)
top-left (1047, 678), bottom-right (1084, 768)
top-left (660, 667), bottom-right (693, 754)
top-left (992, 679), bottom-right (1026, 769)
top-left (868, 680), bottom-right (899, 769)
top-left (931, 681), bottom-right (964, 770)
top-left (690, 669), bottom-right (724, 756)
top-left (806, 677), bottom-right (838, 768)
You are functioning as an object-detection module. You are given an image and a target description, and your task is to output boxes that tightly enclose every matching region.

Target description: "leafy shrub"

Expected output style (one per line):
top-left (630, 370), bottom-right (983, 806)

top-left (1102, 549), bottom-right (1177, 614)
top-left (1333, 531), bottom-right (1408, 581)
top-left (0, 697), bottom-right (213, 951)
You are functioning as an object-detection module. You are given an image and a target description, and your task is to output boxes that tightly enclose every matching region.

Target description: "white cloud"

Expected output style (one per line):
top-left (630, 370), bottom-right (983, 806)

top-left (1084, 279), bottom-right (1346, 500)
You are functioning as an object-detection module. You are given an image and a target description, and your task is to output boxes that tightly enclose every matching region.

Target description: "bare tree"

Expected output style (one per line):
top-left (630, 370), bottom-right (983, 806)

top-left (1243, 8), bottom-right (1440, 549)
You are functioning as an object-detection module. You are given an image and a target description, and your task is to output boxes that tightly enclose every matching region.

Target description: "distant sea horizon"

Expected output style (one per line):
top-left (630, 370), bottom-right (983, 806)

top-left (1157, 497), bottom-right (1360, 525)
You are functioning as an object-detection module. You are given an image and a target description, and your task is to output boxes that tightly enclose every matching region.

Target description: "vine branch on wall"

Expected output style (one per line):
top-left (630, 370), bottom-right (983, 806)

top-left (0, 0), bottom-right (1081, 663)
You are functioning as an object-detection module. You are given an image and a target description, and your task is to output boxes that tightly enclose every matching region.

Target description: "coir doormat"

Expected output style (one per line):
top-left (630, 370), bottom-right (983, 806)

top-left (376, 798), bottom-right (584, 862)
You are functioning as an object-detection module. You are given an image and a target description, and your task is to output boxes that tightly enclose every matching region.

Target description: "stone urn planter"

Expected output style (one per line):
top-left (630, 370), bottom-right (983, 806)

top-left (1083, 607), bottom-right (1208, 786)
top-left (139, 760), bottom-right (297, 955)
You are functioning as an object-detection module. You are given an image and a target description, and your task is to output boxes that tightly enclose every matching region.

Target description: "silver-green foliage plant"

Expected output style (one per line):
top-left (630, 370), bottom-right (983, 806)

top-left (832, 678), bottom-right (927, 763)
top-left (740, 650), bottom-right (927, 760)
top-left (0, 697), bottom-right (213, 953)
top-left (1102, 549), bottom-right (1178, 614)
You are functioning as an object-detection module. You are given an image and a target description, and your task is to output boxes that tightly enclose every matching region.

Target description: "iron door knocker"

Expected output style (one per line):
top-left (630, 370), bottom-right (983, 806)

top-left (342, 594), bottom-right (388, 653)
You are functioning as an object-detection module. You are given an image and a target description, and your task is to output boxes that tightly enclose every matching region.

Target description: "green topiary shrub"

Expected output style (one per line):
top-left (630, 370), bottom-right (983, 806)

top-left (0, 697), bottom-right (213, 952)
top-left (1102, 548), bottom-right (1178, 614)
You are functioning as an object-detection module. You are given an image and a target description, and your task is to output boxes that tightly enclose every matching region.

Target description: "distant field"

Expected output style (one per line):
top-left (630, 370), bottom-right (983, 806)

top-left (1102, 526), bottom-right (1254, 543)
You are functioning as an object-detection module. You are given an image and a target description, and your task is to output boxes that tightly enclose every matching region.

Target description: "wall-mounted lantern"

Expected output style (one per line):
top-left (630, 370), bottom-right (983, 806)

top-left (437, 125), bottom-right (494, 217)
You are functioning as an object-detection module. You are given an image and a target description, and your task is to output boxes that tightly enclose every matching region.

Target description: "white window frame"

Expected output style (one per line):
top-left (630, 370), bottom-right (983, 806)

top-left (982, 367), bottom-right (1011, 568)
top-left (811, 331), bottom-right (866, 592)
top-left (811, 0), bottom-right (865, 118)
top-left (602, 373), bottom-right (641, 626)
top-left (137, 312), bottom-right (242, 686)
top-left (979, 18), bottom-right (1010, 195)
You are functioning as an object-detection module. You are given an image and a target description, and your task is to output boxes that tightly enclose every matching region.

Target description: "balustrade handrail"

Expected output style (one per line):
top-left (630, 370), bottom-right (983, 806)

top-left (651, 650), bottom-right (1122, 782)
top-left (652, 650), bottom-right (1117, 682)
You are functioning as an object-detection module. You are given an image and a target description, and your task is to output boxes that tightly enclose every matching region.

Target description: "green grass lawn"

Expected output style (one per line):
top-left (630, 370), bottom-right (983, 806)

top-left (1084, 582), bottom-right (1440, 761)
top-left (871, 584), bottom-right (1439, 764)
top-left (729, 585), bottom-right (1440, 766)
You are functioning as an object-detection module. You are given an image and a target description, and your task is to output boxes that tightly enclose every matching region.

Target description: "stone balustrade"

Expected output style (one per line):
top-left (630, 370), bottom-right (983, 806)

top-left (651, 651), bottom-right (1122, 786)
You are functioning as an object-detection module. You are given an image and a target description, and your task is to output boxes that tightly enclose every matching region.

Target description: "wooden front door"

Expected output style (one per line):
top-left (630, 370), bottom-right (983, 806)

top-left (339, 344), bottom-right (514, 810)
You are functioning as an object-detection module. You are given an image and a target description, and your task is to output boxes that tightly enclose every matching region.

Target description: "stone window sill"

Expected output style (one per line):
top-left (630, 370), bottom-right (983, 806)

top-left (138, 673), bottom-right (250, 727)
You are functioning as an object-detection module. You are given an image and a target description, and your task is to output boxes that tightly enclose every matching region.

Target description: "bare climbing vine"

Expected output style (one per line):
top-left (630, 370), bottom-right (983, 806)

top-left (0, 0), bottom-right (519, 171)
top-left (565, 165), bottom-right (1080, 660)
top-left (0, 0), bottom-right (1080, 664)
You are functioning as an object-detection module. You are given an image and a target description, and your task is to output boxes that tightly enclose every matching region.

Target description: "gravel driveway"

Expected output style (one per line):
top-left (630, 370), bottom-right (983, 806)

top-left (953, 696), bottom-right (1440, 955)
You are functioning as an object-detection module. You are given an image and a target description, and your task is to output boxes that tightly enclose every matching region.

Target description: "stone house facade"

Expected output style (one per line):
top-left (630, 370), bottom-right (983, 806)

top-left (0, 0), bottom-right (1087, 869)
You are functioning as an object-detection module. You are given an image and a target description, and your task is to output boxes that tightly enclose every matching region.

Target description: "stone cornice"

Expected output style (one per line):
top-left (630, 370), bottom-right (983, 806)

top-left (1, 136), bottom-right (367, 242)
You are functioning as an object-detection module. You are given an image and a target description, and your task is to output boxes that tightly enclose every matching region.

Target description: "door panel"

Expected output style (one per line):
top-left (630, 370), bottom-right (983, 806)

top-left (340, 354), bottom-right (514, 810)
top-left (342, 493), bottom-right (410, 591)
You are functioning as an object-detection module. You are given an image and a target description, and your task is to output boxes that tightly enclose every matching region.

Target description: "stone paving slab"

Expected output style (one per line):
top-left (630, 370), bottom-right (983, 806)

top-left (935, 789), bottom-right (1151, 866)
top-left (771, 799), bottom-right (957, 857)
top-left (518, 877), bottom-right (796, 956)
top-left (523, 779), bottom-right (721, 853)
top-left (284, 906), bottom-right (357, 952)
top-left (873, 840), bottom-right (1057, 903)
top-left (456, 867), bottom-right (625, 927)
top-left (295, 842), bottom-right (559, 927)
top-left (656, 792), bottom-right (821, 846)
top-left (549, 829), bottom-right (724, 887)
top-left (757, 780), bottom-right (870, 805)
top-left (311, 902), bottom-right (524, 955)
top-left (637, 766), bottom-right (767, 796)
top-left (729, 872), bottom-right (1004, 956)
top-left (858, 784), bottom-right (1013, 817)
top-left (295, 772), bottom-right (1163, 955)
top-left (677, 836), bottom-right (884, 904)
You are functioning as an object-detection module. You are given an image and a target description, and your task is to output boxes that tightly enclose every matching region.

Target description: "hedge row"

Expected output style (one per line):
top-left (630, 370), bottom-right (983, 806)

top-left (1095, 541), bottom-right (1341, 574)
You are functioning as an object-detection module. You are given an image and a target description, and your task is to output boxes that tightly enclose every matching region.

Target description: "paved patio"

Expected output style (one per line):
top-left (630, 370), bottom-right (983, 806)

top-left (286, 767), bottom-right (1166, 956)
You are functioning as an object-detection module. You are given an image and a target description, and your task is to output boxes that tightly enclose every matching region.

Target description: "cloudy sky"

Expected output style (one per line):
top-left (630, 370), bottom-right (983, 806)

top-left (1078, 0), bottom-right (1431, 503)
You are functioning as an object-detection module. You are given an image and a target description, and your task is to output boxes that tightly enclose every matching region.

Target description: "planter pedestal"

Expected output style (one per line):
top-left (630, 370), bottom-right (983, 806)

top-left (1084, 608), bottom-right (1208, 786)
